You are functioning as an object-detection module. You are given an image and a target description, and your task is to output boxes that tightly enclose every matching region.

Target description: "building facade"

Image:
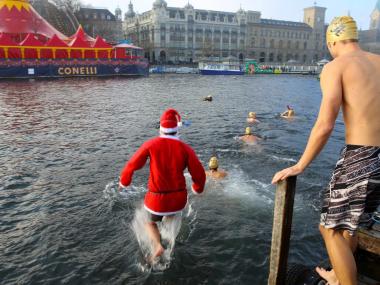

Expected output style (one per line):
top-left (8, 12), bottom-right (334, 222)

top-left (75, 7), bottom-right (123, 42)
top-left (360, 0), bottom-right (380, 54)
top-left (123, 0), bottom-right (329, 63)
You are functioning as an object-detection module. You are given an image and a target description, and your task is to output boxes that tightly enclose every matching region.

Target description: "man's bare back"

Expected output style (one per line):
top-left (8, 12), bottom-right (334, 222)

top-left (323, 50), bottom-right (380, 146)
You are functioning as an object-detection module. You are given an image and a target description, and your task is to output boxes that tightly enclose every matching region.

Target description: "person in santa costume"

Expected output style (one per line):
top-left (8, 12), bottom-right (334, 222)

top-left (119, 108), bottom-right (206, 259)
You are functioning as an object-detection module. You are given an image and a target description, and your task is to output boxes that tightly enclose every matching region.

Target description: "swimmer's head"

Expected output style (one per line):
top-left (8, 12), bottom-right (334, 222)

top-left (326, 16), bottom-right (359, 57)
top-left (326, 16), bottom-right (358, 44)
top-left (208, 156), bottom-right (219, 170)
top-left (248, 112), bottom-right (256, 118)
top-left (245, 127), bottom-right (252, 135)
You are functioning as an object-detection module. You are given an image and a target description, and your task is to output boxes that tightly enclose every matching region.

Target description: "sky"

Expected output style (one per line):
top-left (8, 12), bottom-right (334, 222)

top-left (81, 0), bottom-right (377, 30)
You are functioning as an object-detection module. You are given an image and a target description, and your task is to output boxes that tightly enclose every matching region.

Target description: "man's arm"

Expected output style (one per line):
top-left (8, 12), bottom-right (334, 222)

top-left (272, 62), bottom-right (343, 184)
top-left (186, 146), bottom-right (206, 194)
top-left (119, 143), bottom-right (149, 190)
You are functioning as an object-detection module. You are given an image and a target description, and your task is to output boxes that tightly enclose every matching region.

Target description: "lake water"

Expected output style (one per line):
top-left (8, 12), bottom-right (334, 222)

top-left (0, 74), bottom-right (345, 284)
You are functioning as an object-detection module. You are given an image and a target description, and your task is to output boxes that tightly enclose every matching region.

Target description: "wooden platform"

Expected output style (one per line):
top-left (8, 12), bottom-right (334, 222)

top-left (357, 223), bottom-right (380, 284)
top-left (358, 223), bottom-right (380, 255)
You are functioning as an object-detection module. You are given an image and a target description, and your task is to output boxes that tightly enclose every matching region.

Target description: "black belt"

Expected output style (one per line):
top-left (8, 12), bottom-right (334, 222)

top-left (149, 189), bottom-right (186, 194)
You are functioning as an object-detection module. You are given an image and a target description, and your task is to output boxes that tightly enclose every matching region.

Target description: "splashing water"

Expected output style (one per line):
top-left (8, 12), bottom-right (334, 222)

top-left (131, 206), bottom-right (182, 271)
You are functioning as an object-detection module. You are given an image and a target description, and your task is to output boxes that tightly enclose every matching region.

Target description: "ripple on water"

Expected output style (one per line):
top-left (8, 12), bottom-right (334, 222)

top-left (0, 75), bottom-right (340, 284)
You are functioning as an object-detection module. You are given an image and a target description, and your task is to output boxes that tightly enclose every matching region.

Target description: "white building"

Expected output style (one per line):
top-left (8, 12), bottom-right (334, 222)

top-left (123, 0), bottom-right (328, 63)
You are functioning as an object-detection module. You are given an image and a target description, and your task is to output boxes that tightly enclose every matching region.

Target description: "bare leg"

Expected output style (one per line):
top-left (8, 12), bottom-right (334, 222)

top-left (343, 230), bottom-right (358, 253)
top-left (145, 222), bottom-right (164, 259)
top-left (317, 225), bottom-right (357, 285)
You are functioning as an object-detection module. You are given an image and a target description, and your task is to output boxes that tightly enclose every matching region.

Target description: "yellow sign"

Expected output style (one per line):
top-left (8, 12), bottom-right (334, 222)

top-left (57, 66), bottom-right (98, 76)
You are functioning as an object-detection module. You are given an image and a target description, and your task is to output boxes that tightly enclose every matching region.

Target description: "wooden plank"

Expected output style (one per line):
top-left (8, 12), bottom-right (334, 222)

top-left (268, 176), bottom-right (297, 285)
top-left (357, 225), bottom-right (380, 256)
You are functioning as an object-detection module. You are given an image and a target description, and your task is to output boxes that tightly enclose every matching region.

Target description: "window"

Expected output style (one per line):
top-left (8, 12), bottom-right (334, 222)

top-left (260, 38), bottom-right (266, 48)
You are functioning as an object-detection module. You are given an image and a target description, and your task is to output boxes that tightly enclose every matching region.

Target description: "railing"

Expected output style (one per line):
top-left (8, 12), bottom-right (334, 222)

top-left (268, 176), bottom-right (297, 285)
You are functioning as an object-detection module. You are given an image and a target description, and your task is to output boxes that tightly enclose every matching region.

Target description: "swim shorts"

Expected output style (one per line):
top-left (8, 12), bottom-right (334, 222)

top-left (320, 145), bottom-right (380, 234)
top-left (149, 213), bottom-right (164, 222)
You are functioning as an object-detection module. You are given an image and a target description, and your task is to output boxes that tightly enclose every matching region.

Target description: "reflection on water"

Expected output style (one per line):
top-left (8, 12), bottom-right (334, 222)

top-left (0, 75), bottom-right (344, 284)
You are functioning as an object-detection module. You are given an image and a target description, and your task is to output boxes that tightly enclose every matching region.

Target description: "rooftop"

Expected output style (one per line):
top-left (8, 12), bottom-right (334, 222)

top-left (261, 19), bottom-right (311, 29)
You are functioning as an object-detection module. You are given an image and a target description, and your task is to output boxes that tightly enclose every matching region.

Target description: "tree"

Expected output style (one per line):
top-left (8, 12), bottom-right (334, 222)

top-left (61, 0), bottom-right (81, 12)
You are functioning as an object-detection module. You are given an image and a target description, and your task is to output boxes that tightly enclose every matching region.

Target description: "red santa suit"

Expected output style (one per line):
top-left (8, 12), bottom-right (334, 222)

top-left (119, 109), bottom-right (206, 216)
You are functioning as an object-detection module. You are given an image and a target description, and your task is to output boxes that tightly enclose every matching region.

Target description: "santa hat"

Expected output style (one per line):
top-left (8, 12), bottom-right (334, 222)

top-left (160, 108), bottom-right (182, 133)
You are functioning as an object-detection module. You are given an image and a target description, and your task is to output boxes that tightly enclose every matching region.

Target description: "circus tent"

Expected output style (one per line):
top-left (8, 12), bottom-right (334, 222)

top-left (0, 0), bottom-right (68, 40)
top-left (19, 33), bottom-right (44, 58)
top-left (0, 0), bottom-right (137, 61)
top-left (0, 32), bottom-right (20, 58)
top-left (43, 34), bottom-right (68, 59)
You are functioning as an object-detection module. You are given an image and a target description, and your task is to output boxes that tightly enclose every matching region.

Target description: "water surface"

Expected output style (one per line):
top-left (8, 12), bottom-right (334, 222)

top-left (0, 74), bottom-right (345, 284)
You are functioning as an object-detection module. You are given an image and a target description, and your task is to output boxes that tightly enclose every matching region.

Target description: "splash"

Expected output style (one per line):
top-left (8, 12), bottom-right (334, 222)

top-left (217, 168), bottom-right (274, 206)
top-left (131, 205), bottom-right (182, 271)
top-left (269, 155), bottom-right (297, 162)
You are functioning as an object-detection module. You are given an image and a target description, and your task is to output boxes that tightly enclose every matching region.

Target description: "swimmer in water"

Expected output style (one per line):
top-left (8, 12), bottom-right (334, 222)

top-left (246, 112), bottom-right (260, 124)
top-left (281, 105), bottom-right (295, 118)
top-left (206, 156), bottom-right (227, 179)
top-left (118, 109), bottom-right (205, 260)
top-left (239, 127), bottom-right (260, 144)
top-left (203, 95), bottom-right (213, 101)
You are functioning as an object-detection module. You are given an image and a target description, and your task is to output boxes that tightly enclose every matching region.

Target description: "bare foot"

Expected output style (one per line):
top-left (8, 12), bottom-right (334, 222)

top-left (316, 267), bottom-right (340, 285)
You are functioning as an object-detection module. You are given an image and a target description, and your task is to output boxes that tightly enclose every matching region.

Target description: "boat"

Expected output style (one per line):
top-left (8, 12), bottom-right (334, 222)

top-left (0, 0), bottom-right (148, 79)
top-left (198, 62), bottom-right (245, 75)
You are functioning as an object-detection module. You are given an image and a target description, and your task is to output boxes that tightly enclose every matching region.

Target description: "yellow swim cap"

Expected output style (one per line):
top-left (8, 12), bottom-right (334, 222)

top-left (326, 16), bottom-right (358, 44)
top-left (245, 127), bottom-right (251, 135)
top-left (209, 156), bottom-right (218, 170)
top-left (248, 112), bottom-right (256, 118)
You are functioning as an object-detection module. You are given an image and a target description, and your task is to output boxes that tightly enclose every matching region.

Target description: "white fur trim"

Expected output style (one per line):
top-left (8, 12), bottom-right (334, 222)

top-left (191, 186), bottom-right (202, 195)
top-left (144, 205), bottom-right (183, 216)
top-left (119, 181), bottom-right (128, 188)
top-left (160, 126), bottom-right (178, 133)
top-left (159, 134), bottom-right (180, 140)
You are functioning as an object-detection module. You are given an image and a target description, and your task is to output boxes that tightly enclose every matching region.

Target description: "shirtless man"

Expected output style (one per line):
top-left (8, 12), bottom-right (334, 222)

top-left (206, 156), bottom-right (227, 179)
top-left (272, 16), bottom-right (380, 285)
top-left (239, 127), bottom-right (260, 144)
top-left (247, 112), bottom-right (260, 124)
top-left (281, 105), bottom-right (295, 118)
